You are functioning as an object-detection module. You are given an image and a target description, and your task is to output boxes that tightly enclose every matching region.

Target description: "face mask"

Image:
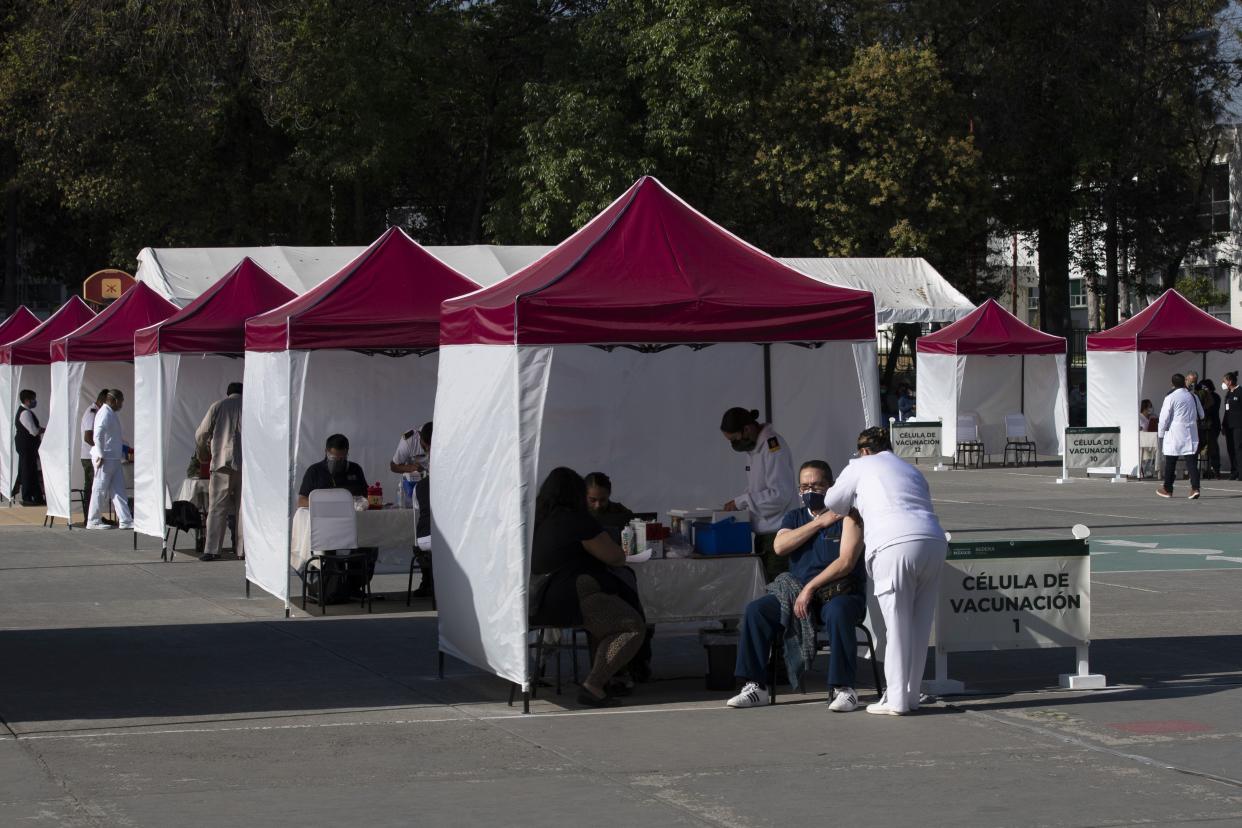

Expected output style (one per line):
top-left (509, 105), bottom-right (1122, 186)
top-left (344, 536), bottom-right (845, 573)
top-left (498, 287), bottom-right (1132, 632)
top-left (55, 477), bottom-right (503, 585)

top-left (25, 400), bottom-right (36, 410)
top-left (801, 490), bottom-right (826, 511)
top-left (730, 437), bottom-right (757, 453)
top-left (326, 455), bottom-right (347, 474)
top-left (1223, 382), bottom-right (1231, 392)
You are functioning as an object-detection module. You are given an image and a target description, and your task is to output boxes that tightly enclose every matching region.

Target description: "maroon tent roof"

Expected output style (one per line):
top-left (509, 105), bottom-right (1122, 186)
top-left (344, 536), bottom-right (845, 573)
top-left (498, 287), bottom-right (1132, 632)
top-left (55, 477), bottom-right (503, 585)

top-left (135, 258), bottom-right (297, 356)
top-left (51, 283), bottom-right (177, 362)
top-left (0, 298), bottom-right (96, 365)
top-left (246, 227), bottom-right (478, 352)
top-left (1086, 289), bottom-right (1242, 352)
top-left (916, 299), bottom-right (1065, 356)
top-left (440, 177), bottom-right (876, 346)
top-left (0, 307), bottom-right (41, 346)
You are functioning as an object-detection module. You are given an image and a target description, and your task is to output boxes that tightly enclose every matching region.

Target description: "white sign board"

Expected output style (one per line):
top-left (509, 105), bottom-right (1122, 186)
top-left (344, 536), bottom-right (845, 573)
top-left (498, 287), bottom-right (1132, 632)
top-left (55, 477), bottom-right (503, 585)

top-left (891, 421), bottom-right (943, 459)
top-left (936, 540), bottom-right (1091, 651)
top-left (1064, 427), bottom-right (1120, 469)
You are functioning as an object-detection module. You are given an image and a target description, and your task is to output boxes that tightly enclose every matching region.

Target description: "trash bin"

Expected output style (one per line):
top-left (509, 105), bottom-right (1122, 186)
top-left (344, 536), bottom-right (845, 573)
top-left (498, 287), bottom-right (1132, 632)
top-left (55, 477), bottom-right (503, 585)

top-left (699, 628), bottom-right (739, 691)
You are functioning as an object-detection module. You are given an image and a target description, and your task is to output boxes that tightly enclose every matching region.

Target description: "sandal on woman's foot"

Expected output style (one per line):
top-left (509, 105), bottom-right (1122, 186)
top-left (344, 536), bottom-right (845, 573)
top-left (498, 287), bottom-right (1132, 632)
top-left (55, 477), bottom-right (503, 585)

top-left (577, 689), bottom-right (622, 708)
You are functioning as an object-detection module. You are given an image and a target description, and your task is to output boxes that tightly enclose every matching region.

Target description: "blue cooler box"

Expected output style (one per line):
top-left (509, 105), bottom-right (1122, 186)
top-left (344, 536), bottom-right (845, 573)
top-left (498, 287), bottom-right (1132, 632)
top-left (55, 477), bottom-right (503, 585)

top-left (694, 517), bottom-right (753, 555)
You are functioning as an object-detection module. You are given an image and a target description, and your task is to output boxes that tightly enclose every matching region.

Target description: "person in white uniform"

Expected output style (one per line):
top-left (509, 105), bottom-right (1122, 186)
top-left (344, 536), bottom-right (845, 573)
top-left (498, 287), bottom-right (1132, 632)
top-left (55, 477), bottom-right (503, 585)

top-left (720, 406), bottom-right (798, 582)
top-left (823, 426), bottom-right (947, 715)
top-left (195, 382), bottom-right (244, 560)
top-left (1157, 372), bottom-right (1204, 499)
top-left (390, 423), bottom-right (430, 508)
top-left (86, 389), bottom-right (133, 530)
top-left (80, 388), bottom-right (108, 510)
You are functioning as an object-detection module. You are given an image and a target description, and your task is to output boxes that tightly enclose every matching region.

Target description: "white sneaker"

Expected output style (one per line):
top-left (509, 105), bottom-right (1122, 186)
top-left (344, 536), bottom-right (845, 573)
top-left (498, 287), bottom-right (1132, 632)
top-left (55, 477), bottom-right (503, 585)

top-left (85, 522), bottom-right (114, 530)
top-left (118, 523), bottom-right (133, 530)
top-left (828, 687), bottom-right (858, 712)
top-left (726, 682), bottom-right (769, 708)
top-left (865, 693), bottom-right (905, 716)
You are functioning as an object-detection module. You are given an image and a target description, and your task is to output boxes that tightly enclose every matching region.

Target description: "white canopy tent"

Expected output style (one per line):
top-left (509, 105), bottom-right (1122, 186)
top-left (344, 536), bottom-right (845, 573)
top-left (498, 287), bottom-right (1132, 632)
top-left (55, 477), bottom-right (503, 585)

top-left (433, 177), bottom-right (879, 694)
top-left (1087, 290), bottom-right (1242, 476)
top-left (39, 285), bottom-right (177, 525)
top-left (915, 299), bottom-right (1068, 457)
top-left (783, 257), bottom-right (974, 324)
top-left (132, 259), bottom-right (298, 551)
top-left (241, 228), bottom-right (479, 606)
top-left (0, 307), bottom-right (44, 500)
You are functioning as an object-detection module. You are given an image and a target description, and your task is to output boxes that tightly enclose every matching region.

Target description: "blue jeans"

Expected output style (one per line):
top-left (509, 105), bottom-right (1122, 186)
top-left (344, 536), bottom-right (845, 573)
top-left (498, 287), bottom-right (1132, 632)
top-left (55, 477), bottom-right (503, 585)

top-left (734, 592), bottom-right (867, 688)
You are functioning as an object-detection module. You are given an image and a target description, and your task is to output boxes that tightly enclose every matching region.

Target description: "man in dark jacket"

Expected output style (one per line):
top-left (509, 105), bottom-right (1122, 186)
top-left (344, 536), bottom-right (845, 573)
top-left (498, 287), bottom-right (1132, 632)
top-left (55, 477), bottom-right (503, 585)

top-left (14, 389), bottom-right (44, 505)
top-left (1222, 372), bottom-right (1242, 480)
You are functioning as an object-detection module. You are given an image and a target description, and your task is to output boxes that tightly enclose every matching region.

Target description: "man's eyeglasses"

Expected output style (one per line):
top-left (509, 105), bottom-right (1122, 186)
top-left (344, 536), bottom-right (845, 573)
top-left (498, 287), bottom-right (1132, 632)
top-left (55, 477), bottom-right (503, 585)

top-left (797, 483), bottom-right (828, 493)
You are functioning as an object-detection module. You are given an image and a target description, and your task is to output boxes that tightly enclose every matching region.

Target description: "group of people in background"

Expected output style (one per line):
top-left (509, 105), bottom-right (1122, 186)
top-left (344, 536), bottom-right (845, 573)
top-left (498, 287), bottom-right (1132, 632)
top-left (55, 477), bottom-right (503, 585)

top-left (528, 404), bottom-right (947, 715)
top-left (1151, 370), bottom-right (1242, 498)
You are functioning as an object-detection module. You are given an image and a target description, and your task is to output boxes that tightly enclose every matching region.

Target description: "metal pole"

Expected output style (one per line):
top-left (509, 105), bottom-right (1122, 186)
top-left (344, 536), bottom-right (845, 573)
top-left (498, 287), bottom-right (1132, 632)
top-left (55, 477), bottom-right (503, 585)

top-left (762, 344), bottom-right (772, 424)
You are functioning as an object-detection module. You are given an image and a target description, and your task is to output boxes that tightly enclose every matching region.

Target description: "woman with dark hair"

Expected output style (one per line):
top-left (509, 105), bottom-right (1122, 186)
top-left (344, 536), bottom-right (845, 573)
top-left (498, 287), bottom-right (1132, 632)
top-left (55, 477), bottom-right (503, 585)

top-left (822, 427), bottom-right (947, 715)
top-left (531, 467), bottom-right (645, 707)
top-left (1197, 380), bottom-right (1221, 479)
top-left (584, 471), bottom-right (634, 532)
top-left (719, 406), bottom-right (798, 581)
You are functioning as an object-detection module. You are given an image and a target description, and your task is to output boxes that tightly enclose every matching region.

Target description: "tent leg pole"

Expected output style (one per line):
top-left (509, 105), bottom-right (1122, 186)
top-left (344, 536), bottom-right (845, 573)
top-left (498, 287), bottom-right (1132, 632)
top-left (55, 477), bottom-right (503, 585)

top-left (160, 543), bottom-right (168, 562)
top-left (523, 689), bottom-right (530, 715)
top-left (438, 651), bottom-right (445, 679)
top-left (762, 344), bottom-right (773, 423)
top-left (245, 579), bottom-right (251, 598)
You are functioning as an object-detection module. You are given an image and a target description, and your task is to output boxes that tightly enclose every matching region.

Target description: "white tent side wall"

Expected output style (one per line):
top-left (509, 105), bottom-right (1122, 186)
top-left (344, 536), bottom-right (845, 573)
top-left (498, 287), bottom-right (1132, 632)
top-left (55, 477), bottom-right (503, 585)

top-left (1088, 349), bottom-right (1142, 475)
top-left (0, 365), bottom-right (51, 499)
top-left (914, 352), bottom-right (961, 450)
top-left (243, 350), bottom-right (296, 601)
top-left (133, 354), bottom-right (169, 537)
top-left (433, 344), bottom-right (547, 688)
top-left (40, 361), bottom-right (86, 520)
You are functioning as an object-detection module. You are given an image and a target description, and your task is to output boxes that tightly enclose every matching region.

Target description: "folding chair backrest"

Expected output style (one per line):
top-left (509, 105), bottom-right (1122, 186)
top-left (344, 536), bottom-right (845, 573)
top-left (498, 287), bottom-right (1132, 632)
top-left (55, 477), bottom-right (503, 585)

top-left (309, 488), bottom-right (358, 552)
top-left (1139, 431), bottom-right (1158, 449)
top-left (1004, 413), bottom-right (1029, 440)
top-left (956, 414), bottom-right (979, 442)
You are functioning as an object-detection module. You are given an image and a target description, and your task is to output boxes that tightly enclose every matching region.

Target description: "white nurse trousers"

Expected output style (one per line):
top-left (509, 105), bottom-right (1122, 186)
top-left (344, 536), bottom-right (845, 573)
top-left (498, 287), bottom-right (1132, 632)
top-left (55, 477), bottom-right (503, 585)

top-left (87, 458), bottom-right (133, 528)
top-left (868, 536), bottom-right (947, 712)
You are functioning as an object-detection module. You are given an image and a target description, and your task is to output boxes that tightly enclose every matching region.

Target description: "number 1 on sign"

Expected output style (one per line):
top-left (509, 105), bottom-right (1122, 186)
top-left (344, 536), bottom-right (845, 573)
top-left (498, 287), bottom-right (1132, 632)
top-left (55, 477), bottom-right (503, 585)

top-left (1012, 618), bottom-right (1020, 634)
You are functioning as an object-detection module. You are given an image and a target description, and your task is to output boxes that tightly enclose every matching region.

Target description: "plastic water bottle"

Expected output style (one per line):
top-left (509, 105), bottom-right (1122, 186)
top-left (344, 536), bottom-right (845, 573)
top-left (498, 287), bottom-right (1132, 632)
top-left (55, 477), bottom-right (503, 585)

top-left (620, 524), bottom-right (635, 556)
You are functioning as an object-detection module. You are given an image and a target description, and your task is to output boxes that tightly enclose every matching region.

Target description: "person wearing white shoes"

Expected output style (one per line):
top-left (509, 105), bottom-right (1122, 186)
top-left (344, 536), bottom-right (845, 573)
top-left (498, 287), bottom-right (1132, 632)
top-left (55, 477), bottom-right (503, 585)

top-left (86, 389), bottom-right (133, 530)
top-left (726, 459), bottom-right (866, 712)
top-left (822, 427), bottom-right (947, 716)
top-left (1156, 372), bottom-right (1204, 499)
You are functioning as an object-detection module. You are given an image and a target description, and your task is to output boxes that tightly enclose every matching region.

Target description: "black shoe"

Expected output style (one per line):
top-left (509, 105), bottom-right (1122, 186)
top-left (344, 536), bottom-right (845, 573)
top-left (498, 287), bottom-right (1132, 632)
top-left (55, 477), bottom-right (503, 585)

top-left (577, 689), bottom-right (622, 708)
top-left (200, 552), bottom-right (219, 561)
top-left (411, 583), bottom-right (435, 599)
top-left (605, 678), bottom-right (634, 697)
top-left (630, 662), bottom-right (653, 683)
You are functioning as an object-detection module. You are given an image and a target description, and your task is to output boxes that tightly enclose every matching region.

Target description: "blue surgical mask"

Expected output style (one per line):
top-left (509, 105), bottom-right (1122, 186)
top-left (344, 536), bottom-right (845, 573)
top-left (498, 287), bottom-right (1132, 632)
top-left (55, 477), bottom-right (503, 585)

top-left (801, 490), bottom-right (826, 511)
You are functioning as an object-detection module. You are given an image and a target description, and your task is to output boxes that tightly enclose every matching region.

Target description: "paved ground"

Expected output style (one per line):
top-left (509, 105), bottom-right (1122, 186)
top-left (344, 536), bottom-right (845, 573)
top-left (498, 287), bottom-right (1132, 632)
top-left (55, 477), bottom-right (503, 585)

top-left (0, 468), bottom-right (1240, 827)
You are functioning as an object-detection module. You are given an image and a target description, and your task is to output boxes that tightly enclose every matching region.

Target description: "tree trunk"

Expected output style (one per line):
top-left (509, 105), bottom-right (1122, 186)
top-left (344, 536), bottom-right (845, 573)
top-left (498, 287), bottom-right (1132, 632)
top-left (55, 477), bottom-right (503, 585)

top-left (4, 184), bottom-right (16, 313)
top-left (1104, 182), bottom-right (1119, 328)
top-left (1038, 209), bottom-right (1073, 386)
top-left (882, 323), bottom-right (917, 393)
top-left (1119, 225), bottom-right (1130, 317)
top-left (353, 177), bottom-right (367, 244)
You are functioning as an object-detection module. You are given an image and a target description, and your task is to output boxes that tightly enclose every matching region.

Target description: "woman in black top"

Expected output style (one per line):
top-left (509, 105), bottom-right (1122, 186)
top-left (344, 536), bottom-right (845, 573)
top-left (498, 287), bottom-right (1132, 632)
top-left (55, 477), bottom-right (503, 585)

top-left (531, 467), bottom-right (644, 707)
top-left (1198, 380), bottom-right (1222, 478)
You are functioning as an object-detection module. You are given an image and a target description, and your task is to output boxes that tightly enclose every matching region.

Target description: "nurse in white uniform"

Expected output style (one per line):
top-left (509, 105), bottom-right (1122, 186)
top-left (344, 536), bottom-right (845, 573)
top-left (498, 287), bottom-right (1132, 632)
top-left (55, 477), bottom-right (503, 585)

top-left (86, 389), bottom-right (133, 530)
top-left (719, 406), bottom-right (798, 582)
top-left (1156, 372), bottom-right (1204, 499)
top-left (823, 426), bottom-right (946, 715)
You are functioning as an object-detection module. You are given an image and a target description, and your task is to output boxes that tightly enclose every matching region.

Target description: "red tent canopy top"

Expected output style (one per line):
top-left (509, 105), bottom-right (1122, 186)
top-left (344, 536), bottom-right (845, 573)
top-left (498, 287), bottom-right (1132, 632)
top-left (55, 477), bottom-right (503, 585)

top-left (135, 258), bottom-right (297, 356)
top-left (916, 298), bottom-right (1066, 356)
top-left (0, 307), bottom-right (41, 347)
top-left (440, 176), bottom-right (877, 346)
top-left (246, 227), bottom-right (479, 352)
top-left (0, 297), bottom-right (96, 365)
top-left (51, 282), bottom-right (177, 363)
top-left (1086, 289), bottom-right (1242, 352)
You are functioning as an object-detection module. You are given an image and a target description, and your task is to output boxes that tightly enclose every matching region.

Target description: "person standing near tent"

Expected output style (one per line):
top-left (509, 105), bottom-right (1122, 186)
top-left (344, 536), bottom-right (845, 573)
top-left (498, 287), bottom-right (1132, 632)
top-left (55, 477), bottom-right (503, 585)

top-left (822, 426), bottom-right (946, 715)
top-left (1157, 373), bottom-right (1204, 500)
top-left (411, 421), bottom-right (434, 599)
top-left (390, 423), bottom-right (430, 507)
top-left (87, 389), bottom-right (133, 530)
top-left (80, 388), bottom-right (108, 510)
top-left (194, 382), bottom-right (243, 561)
top-left (14, 389), bottom-right (44, 505)
top-left (1220, 372), bottom-right (1242, 479)
top-left (720, 406), bottom-right (798, 582)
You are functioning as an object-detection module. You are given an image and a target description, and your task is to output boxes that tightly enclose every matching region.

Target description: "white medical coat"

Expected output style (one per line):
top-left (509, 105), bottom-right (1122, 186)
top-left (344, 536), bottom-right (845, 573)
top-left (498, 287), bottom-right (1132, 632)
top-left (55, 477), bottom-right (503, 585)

top-left (1157, 387), bottom-right (1203, 458)
top-left (90, 403), bottom-right (126, 462)
top-left (732, 423), bottom-right (797, 534)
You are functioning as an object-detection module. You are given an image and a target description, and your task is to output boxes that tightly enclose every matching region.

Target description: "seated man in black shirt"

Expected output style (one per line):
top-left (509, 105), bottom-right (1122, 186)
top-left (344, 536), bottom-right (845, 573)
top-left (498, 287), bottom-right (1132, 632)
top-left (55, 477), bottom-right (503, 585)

top-left (297, 433), bottom-right (373, 600)
top-left (298, 433), bottom-right (368, 507)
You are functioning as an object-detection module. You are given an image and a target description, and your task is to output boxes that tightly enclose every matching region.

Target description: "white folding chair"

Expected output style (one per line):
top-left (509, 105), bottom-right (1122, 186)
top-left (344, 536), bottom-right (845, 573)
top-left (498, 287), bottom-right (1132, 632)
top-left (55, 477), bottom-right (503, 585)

top-left (955, 413), bottom-right (984, 468)
top-left (303, 488), bottom-right (369, 614)
top-left (1003, 413), bottom-right (1037, 467)
top-left (1138, 431), bottom-right (1159, 479)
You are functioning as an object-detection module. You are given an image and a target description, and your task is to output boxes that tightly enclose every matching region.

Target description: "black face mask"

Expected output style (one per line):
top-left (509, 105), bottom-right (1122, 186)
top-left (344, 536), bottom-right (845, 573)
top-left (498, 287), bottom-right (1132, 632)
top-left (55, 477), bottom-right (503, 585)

top-left (801, 491), bottom-right (826, 511)
top-left (730, 437), bottom-right (757, 453)
top-left (326, 456), bottom-right (347, 475)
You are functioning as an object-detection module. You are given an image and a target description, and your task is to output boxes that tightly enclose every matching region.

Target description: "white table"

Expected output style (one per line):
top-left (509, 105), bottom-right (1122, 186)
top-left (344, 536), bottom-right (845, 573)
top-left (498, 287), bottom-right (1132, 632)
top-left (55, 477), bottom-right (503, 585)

top-left (631, 556), bottom-right (766, 624)
top-left (290, 506), bottom-right (418, 572)
top-left (175, 477), bottom-right (209, 512)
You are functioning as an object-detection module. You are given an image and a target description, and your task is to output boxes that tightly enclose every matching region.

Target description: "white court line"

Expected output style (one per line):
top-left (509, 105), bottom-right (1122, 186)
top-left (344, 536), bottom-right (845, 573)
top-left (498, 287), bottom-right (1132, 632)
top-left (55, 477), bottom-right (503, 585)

top-left (934, 495), bottom-right (1147, 522)
top-left (1093, 580), bottom-right (1162, 593)
top-left (1093, 566), bottom-right (1242, 574)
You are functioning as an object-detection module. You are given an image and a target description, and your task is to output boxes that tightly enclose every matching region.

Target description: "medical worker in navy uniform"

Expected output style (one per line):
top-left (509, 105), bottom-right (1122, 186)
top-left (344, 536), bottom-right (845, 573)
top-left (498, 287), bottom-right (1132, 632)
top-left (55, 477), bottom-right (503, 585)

top-left (720, 406), bottom-right (798, 582)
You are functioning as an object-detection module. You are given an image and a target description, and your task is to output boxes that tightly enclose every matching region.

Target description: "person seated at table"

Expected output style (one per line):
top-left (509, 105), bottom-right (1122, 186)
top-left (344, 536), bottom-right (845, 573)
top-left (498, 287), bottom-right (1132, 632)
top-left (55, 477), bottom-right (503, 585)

top-left (298, 434), bottom-right (374, 600)
top-left (531, 467), bottom-right (645, 708)
top-left (298, 433), bottom-right (368, 508)
top-left (726, 459), bottom-right (866, 711)
top-left (585, 472), bottom-right (634, 535)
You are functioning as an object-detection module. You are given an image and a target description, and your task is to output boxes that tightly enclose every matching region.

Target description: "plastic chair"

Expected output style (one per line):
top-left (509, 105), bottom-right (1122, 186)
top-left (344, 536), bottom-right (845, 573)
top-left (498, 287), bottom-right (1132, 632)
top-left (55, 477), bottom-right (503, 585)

top-left (767, 620), bottom-right (884, 704)
top-left (301, 488), bottom-right (370, 615)
top-left (954, 413), bottom-right (984, 469)
top-left (1003, 413), bottom-right (1037, 467)
top-left (1138, 431), bottom-right (1159, 479)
